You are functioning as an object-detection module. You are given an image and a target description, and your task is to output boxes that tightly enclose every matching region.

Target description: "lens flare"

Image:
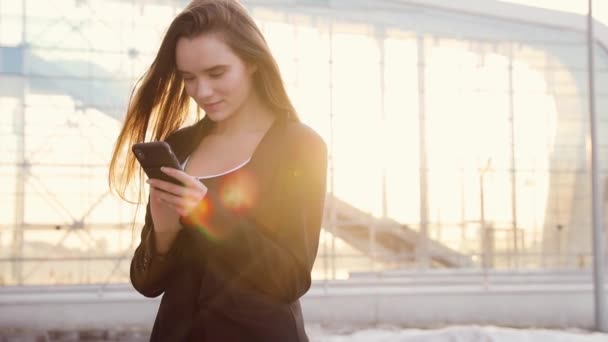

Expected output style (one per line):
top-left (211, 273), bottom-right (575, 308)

top-left (183, 170), bottom-right (258, 242)
top-left (218, 170), bottom-right (257, 213)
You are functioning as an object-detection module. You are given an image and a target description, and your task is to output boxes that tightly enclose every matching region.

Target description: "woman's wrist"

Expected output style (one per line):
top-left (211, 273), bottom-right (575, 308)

top-left (153, 229), bottom-right (181, 255)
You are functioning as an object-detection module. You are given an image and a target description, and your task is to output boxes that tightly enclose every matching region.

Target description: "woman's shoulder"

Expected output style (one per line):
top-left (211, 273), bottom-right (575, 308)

top-left (281, 120), bottom-right (326, 151)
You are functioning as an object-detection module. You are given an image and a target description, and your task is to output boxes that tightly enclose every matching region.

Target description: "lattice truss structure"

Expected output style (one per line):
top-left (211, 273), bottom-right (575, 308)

top-left (0, 0), bottom-right (607, 286)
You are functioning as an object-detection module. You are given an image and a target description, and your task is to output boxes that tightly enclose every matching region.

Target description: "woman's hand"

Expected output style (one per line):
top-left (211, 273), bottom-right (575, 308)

top-left (149, 186), bottom-right (181, 234)
top-left (147, 167), bottom-right (208, 217)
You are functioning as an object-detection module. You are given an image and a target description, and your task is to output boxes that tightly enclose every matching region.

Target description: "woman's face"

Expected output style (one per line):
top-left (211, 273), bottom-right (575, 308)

top-left (175, 32), bottom-right (255, 122)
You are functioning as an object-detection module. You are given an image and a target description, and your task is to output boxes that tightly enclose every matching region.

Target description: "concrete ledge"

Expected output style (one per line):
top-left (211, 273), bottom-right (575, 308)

top-left (1, 273), bottom-right (605, 330)
top-left (304, 285), bottom-right (596, 329)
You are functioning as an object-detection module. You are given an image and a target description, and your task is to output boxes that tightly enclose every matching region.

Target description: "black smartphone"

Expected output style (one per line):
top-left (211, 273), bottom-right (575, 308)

top-left (132, 141), bottom-right (184, 186)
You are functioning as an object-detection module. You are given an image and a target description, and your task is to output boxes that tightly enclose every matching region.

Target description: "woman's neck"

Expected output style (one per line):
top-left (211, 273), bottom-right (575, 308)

top-left (212, 93), bottom-right (275, 136)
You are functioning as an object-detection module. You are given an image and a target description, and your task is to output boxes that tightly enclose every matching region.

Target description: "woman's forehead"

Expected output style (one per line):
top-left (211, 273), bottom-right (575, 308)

top-left (175, 33), bottom-right (239, 71)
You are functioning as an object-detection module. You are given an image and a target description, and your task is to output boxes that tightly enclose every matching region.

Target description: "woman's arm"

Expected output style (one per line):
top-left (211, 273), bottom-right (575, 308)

top-left (182, 125), bottom-right (328, 303)
top-left (130, 201), bottom-right (186, 297)
top-left (129, 126), bottom-right (199, 297)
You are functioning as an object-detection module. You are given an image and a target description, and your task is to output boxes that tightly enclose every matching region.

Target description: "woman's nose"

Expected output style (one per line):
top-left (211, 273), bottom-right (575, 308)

top-left (196, 79), bottom-right (213, 99)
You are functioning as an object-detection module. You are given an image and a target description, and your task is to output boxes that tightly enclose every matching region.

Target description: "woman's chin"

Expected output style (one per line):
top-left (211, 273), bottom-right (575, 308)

top-left (204, 110), bottom-right (229, 122)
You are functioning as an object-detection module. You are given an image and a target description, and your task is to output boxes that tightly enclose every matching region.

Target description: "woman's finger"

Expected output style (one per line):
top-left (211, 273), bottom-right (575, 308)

top-left (158, 197), bottom-right (186, 216)
top-left (160, 167), bottom-right (201, 188)
top-left (147, 178), bottom-right (188, 197)
top-left (157, 190), bottom-right (185, 206)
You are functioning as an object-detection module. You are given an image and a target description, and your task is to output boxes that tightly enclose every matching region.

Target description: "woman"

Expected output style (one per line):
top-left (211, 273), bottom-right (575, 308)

top-left (108, 0), bottom-right (327, 341)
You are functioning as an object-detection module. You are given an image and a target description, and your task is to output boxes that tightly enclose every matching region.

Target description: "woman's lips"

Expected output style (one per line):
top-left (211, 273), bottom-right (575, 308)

top-left (203, 100), bottom-right (223, 113)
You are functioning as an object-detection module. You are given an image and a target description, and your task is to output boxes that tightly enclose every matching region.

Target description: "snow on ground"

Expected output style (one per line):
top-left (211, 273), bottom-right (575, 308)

top-left (306, 325), bottom-right (608, 342)
top-left (1, 325), bottom-right (607, 341)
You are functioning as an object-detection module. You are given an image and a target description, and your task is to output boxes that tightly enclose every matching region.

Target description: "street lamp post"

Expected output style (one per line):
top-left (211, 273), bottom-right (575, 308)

top-left (479, 158), bottom-right (493, 272)
top-left (587, 0), bottom-right (607, 333)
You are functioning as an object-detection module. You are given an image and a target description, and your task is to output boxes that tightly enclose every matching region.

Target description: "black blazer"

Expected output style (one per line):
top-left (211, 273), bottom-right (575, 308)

top-left (130, 116), bottom-right (328, 342)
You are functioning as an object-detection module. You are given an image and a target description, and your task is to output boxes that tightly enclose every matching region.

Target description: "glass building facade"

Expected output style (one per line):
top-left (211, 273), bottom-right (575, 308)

top-left (1, 0), bottom-right (607, 285)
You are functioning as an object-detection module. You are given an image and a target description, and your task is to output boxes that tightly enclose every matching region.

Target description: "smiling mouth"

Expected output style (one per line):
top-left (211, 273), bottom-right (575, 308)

top-left (203, 101), bottom-right (223, 112)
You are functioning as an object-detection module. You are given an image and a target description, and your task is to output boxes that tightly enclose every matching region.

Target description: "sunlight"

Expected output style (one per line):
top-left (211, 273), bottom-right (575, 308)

top-left (2, 8), bottom-right (562, 263)
top-left (1, 0), bottom-right (589, 284)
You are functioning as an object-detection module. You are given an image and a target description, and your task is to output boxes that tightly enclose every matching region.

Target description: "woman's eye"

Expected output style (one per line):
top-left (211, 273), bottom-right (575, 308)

top-left (209, 72), bottom-right (224, 78)
top-left (183, 77), bottom-right (195, 81)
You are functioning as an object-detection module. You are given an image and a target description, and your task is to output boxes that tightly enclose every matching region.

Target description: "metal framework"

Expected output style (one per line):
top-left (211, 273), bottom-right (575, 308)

top-left (0, 0), bottom-right (607, 288)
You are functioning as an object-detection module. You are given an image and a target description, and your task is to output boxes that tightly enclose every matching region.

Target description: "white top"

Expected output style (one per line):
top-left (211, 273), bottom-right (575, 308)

top-left (182, 155), bottom-right (252, 180)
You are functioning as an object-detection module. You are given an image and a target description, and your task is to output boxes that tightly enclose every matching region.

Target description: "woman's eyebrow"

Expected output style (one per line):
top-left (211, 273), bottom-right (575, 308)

top-left (177, 65), bottom-right (228, 74)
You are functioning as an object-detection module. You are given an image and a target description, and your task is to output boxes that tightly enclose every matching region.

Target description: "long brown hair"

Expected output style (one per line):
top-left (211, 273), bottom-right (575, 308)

top-left (109, 0), bottom-right (298, 202)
